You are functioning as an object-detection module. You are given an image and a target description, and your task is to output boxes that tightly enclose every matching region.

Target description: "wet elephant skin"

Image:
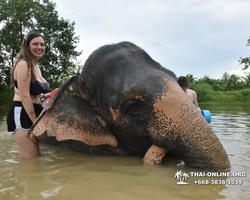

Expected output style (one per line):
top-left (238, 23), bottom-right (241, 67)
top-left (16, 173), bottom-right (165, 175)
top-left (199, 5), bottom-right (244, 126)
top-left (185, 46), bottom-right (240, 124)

top-left (29, 41), bottom-right (230, 172)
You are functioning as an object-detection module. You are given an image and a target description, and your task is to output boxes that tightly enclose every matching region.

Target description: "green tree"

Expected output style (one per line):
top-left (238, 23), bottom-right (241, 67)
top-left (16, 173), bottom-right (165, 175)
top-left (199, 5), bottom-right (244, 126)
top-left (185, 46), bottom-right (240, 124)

top-left (186, 74), bottom-right (197, 86)
top-left (220, 73), bottom-right (245, 91)
top-left (195, 75), bottom-right (222, 91)
top-left (33, 0), bottom-right (82, 88)
top-left (0, 0), bottom-right (36, 85)
top-left (243, 72), bottom-right (250, 88)
top-left (239, 36), bottom-right (250, 70)
top-left (0, 0), bottom-right (82, 89)
top-left (228, 74), bottom-right (244, 91)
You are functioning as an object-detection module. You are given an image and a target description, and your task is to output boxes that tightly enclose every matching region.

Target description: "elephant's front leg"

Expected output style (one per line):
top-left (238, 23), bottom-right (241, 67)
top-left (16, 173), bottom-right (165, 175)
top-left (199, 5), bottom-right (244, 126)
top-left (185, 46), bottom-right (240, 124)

top-left (143, 144), bottom-right (168, 165)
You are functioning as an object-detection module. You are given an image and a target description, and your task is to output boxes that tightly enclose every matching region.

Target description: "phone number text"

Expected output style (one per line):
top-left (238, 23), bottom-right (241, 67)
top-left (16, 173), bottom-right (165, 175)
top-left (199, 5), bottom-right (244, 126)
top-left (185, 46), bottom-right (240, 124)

top-left (194, 179), bottom-right (243, 185)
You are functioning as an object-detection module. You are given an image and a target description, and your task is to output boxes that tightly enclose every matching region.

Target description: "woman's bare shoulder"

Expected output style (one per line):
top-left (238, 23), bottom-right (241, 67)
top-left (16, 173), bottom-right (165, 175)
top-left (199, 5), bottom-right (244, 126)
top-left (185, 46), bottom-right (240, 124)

top-left (15, 60), bottom-right (29, 71)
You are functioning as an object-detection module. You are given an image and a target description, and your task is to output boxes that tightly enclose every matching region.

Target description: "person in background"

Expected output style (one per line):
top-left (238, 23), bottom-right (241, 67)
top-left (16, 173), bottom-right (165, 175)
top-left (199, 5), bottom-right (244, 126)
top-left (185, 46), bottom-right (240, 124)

top-left (7, 31), bottom-right (51, 159)
top-left (177, 76), bottom-right (200, 111)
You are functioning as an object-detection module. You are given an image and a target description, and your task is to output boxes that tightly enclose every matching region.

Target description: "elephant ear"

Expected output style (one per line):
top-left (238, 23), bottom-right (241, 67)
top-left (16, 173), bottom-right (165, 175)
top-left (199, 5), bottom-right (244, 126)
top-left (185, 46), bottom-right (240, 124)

top-left (28, 76), bottom-right (118, 147)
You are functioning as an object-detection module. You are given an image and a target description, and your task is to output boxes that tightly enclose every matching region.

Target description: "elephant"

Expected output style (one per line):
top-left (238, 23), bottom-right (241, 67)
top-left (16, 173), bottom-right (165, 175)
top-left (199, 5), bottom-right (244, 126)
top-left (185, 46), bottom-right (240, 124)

top-left (29, 41), bottom-right (231, 172)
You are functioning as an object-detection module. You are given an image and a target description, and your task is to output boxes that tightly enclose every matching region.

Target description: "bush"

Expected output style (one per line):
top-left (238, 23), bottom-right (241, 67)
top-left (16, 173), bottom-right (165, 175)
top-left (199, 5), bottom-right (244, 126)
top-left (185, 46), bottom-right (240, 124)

top-left (235, 89), bottom-right (250, 102)
top-left (191, 83), bottom-right (216, 102)
top-left (191, 82), bottom-right (250, 103)
top-left (0, 85), bottom-right (14, 108)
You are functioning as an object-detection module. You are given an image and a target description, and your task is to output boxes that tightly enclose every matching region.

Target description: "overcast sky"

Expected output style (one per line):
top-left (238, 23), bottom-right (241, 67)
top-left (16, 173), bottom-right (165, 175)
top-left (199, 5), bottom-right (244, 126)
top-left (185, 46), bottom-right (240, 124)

top-left (53, 0), bottom-right (250, 79)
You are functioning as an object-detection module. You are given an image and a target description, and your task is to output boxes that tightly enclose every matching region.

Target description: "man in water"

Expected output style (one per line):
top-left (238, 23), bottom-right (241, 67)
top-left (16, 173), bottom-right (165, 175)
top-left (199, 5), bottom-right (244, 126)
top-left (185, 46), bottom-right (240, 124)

top-left (177, 76), bottom-right (200, 111)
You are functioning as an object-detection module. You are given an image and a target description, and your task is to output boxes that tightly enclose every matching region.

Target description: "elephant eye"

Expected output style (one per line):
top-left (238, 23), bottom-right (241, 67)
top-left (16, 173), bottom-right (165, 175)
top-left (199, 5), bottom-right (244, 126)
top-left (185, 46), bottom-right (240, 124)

top-left (126, 100), bottom-right (144, 116)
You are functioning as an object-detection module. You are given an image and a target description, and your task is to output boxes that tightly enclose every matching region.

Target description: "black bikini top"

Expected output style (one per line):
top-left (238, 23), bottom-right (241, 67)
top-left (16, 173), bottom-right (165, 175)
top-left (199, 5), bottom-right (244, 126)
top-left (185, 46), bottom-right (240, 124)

top-left (14, 79), bottom-right (50, 95)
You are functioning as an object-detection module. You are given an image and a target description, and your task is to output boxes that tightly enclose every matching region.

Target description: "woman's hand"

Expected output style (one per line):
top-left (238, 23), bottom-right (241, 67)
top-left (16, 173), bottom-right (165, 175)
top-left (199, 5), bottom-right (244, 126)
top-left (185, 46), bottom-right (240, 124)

top-left (41, 88), bottom-right (58, 102)
top-left (41, 92), bottom-right (51, 99)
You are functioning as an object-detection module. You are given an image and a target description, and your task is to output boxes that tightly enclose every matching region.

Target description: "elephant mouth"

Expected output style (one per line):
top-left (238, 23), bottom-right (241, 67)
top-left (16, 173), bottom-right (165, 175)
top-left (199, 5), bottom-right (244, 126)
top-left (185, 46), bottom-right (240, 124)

top-left (143, 144), bottom-right (168, 165)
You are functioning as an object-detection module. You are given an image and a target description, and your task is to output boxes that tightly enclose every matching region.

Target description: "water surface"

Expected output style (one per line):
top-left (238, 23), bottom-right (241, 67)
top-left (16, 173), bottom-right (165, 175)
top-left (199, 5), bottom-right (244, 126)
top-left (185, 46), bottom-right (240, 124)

top-left (0, 104), bottom-right (249, 200)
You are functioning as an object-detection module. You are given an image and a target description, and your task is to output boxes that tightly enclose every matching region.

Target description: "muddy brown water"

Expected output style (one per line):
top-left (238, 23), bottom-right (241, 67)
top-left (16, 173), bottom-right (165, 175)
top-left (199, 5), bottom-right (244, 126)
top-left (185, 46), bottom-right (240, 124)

top-left (0, 104), bottom-right (249, 200)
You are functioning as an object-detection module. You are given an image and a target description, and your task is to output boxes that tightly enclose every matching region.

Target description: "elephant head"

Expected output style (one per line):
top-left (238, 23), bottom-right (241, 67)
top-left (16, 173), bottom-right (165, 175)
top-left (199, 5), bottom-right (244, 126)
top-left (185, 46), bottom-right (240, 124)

top-left (29, 41), bottom-right (230, 172)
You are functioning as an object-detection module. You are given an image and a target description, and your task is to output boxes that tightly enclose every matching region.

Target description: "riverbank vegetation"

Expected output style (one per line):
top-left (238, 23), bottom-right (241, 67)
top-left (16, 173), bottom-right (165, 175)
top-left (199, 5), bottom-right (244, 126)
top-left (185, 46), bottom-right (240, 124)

top-left (187, 73), bottom-right (250, 103)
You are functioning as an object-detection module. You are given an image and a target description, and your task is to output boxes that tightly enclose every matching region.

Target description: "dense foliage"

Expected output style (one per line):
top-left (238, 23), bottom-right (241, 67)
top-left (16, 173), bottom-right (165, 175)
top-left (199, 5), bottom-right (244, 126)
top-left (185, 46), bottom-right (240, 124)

top-left (187, 73), bottom-right (250, 103)
top-left (0, 0), bottom-right (82, 90)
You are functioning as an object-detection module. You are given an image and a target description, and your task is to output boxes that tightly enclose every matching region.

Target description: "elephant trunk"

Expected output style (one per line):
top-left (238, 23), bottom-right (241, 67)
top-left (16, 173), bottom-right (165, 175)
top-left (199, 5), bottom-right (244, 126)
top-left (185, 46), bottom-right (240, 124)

top-left (172, 110), bottom-right (230, 171)
top-left (147, 80), bottom-right (230, 172)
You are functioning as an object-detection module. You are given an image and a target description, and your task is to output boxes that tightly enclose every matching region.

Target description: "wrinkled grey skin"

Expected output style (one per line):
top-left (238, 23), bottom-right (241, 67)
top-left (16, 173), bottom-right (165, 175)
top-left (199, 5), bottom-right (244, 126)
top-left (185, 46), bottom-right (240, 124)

top-left (29, 41), bottom-right (231, 172)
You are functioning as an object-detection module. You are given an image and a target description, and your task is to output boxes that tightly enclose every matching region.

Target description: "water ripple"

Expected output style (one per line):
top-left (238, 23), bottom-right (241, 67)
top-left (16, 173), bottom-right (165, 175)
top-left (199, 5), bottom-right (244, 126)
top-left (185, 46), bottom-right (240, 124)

top-left (0, 105), bottom-right (249, 200)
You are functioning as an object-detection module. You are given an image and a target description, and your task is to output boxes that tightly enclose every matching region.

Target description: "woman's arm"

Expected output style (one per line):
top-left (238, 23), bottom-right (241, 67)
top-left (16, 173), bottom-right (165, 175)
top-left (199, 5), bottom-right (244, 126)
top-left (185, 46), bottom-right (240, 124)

top-left (16, 61), bottom-right (37, 123)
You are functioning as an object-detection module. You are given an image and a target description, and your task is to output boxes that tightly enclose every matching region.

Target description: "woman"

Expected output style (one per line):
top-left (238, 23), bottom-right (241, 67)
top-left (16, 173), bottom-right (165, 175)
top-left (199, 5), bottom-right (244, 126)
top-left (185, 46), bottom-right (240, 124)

top-left (7, 32), bottom-right (51, 159)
